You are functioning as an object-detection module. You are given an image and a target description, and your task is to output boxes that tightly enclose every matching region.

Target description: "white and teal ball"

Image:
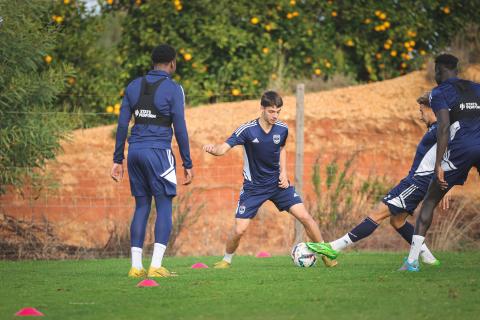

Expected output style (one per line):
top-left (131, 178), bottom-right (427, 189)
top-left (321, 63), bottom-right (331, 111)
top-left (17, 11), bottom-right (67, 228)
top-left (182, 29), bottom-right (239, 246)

top-left (291, 242), bottom-right (317, 267)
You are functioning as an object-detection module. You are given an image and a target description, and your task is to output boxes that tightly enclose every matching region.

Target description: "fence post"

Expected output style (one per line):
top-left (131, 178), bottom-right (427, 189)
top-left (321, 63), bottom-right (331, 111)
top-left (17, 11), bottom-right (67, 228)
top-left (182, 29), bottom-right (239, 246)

top-left (294, 83), bottom-right (305, 245)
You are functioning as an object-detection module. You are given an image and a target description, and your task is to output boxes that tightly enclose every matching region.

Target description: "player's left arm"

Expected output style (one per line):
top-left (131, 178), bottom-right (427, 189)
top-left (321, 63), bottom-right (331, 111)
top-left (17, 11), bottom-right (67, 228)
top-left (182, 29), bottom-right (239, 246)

top-left (430, 88), bottom-right (451, 190)
top-left (171, 84), bottom-right (193, 185)
top-left (434, 108), bottom-right (450, 190)
top-left (279, 146), bottom-right (289, 188)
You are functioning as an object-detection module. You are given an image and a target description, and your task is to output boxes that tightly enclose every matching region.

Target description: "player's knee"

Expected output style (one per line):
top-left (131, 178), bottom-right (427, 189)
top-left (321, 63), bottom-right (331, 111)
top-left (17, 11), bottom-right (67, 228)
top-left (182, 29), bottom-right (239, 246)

top-left (389, 216), bottom-right (405, 229)
top-left (418, 212), bottom-right (432, 226)
top-left (298, 213), bottom-right (315, 226)
top-left (234, 225), bottom-right (248, 237)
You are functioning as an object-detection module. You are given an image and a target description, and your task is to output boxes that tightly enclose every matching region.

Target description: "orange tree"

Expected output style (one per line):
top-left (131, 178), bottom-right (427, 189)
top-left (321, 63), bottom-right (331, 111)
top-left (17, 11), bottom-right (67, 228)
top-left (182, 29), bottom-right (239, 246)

top-left (50, 0), bottom-right (123, 126)
top-left (105, 0), bottom-right (477, 106)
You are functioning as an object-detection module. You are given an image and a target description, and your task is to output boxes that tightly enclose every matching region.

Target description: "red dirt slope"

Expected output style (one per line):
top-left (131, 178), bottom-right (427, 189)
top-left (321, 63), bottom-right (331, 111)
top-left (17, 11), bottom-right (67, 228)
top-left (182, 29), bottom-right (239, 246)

top-left (1, 66), bottom-right (479, 256)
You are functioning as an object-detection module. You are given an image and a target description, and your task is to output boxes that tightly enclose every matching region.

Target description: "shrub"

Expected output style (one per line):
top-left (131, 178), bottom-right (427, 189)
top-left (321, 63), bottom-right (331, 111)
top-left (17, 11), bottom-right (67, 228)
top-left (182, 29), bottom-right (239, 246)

top-left (0, 0), bottom-right (77, 194)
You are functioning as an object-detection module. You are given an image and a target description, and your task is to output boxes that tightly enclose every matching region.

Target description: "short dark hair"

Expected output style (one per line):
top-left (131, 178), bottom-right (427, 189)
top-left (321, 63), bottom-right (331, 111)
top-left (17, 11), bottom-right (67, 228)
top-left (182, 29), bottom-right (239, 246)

top-left (261, 91), bottom-right (283, 108)
top-left (416, 91), bottom-right (431, 107)
top-left (151, 44), bottom-right (176, 64)
top-left (435, 54), bottom-right (459, 70)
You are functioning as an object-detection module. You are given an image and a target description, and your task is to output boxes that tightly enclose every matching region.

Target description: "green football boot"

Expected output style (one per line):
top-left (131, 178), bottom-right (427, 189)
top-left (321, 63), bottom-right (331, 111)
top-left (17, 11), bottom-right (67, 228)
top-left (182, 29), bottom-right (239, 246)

top-left (306, 242), bottom-right (338, 260)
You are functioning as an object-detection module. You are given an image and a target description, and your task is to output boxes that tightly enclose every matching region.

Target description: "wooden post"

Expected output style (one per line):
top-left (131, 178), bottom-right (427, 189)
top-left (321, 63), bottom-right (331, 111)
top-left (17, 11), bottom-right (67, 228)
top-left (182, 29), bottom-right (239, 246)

top-left (294, 83), bottom-right (305, 245)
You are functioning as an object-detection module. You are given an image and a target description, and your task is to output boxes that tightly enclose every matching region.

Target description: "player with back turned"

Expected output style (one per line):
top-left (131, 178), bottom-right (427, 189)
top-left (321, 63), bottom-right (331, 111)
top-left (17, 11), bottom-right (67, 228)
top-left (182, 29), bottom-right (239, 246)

top-left (111, 44), bottom-right (193, 278)
top-left (401, 54), bottom-right (480, 271)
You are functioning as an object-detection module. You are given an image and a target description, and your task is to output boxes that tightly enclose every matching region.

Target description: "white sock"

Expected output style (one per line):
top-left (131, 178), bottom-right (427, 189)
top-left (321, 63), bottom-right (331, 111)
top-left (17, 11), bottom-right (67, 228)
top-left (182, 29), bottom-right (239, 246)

top-left (330, 234), bottom-right (353, 251)
top-left (420, 244), bottom-right (437, 263)
top-left (407, 235), bottom-right (425, 263)
top-left (150, 243), bottom-right (167, 268)
top-left (223, 252), bottom-right (234, 264)
top-left (131, 247), bottom-right (143, 269)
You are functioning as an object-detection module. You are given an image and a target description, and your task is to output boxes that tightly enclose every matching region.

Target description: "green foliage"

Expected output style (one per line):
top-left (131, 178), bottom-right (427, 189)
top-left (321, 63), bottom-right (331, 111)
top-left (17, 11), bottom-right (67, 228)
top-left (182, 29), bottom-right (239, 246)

top-left (50, 0), bottom-right (124, 127)
top-left (0, 0), bottom-right (78, 194)
top-left (105, 0), bottom-right (478, 106)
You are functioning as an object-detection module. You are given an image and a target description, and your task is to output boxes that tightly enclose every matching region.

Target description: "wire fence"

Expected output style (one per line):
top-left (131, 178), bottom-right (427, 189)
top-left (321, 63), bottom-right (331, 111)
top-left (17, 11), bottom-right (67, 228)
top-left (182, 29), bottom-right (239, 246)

top-left (2, 105), bottom-right (480, 258)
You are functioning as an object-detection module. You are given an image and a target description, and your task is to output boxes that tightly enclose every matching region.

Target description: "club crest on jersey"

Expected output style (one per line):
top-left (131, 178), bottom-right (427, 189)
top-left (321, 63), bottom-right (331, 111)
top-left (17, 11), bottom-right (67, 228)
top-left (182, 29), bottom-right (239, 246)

top-left (238, 205), bottom-right (246, 215)
top-left (273, 134), bottom-right (281, 144)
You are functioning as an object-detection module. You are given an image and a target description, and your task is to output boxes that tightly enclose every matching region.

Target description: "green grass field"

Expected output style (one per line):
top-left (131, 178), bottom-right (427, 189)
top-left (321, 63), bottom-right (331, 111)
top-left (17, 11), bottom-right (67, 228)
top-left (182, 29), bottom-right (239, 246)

top-left (1, 252), bottom-right (479, 319)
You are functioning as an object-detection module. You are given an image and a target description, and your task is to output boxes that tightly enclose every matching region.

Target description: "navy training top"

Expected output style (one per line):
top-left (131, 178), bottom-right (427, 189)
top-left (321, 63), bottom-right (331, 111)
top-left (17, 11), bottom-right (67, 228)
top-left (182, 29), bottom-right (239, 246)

top-left (113, 70), bottom-right (192, 169)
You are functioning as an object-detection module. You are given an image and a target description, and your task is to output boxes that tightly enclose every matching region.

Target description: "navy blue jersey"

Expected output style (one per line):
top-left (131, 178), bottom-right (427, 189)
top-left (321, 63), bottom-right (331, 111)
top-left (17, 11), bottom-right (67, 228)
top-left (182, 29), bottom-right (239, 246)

top-left (429, 77), bottom-right (480, 186)
top-left (429, 77), bottom-right (480, 123)
top-left (226, 119), bottom-right (288, 187)
top-left (113, 70), bottom-right (192, 169)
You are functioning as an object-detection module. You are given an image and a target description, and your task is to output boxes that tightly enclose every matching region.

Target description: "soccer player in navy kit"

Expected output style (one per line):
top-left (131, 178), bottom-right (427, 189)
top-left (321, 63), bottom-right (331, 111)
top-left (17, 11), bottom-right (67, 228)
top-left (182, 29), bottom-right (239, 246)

top-left (402, 54), bottom-right (480, 271)
top-left (203, 91), bottom-right (337, 268)
top-left (111, 44), bottom-right (193, 278)
top-left (309, 92), bottom-right (441, 265)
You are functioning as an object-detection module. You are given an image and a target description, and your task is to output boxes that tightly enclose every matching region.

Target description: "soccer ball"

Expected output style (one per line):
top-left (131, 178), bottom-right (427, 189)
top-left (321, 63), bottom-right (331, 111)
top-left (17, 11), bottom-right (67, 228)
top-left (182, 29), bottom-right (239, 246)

top-left (291, 242), bottom-right (317, 267)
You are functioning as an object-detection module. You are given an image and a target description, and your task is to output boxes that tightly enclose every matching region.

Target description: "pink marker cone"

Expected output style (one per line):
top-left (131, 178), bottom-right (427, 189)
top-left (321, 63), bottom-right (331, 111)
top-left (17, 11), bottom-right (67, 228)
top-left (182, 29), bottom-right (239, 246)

top-left (15, 307), bottom-right (44, 316)
top-left (256, 251), bottom-right (271, 258)
top-left (137, 279), bottom-right (159, 287)
top-left (191, 262), bottom-right (209, 269)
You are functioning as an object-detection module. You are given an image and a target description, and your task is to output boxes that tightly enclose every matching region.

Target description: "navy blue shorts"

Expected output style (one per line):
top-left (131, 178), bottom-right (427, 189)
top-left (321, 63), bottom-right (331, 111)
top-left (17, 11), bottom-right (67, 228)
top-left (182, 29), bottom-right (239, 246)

top-left (127, 148), bottom-right (177, 197)
top-left (441, 121), bottom-right (480, 186)
top-left (382, 179), bottom-right (427, 215)
top-left (235, 184), bottom-right (303, 219)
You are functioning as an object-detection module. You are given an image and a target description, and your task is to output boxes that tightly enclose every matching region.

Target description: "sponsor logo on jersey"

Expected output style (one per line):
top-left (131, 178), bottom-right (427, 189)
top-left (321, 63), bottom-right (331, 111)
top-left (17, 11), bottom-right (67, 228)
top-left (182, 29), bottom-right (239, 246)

top-left (459, 102), bottom-right (480, 111)
top-left (273, 134), bottom-right (281, 144)
top-left (135, 109), bottom-right (157, 118)
top-left (294, 192), bottom-right (299, 197)
top-left (238, 205), bottom-right (246, 215)
top-left (252, 138), bottom-right (260, 143)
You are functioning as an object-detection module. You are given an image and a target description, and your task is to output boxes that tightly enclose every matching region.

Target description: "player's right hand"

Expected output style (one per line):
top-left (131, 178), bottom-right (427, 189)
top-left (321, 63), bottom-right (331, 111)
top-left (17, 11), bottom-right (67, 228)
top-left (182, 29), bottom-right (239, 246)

top-left (278, 172), bottom-right (289, 189)
top-left (111, 163), bottom-right (124, 182)
top-left (203, 144), bottom-right (215, 154)
top-left (440, 192), bottom-right (451, 210)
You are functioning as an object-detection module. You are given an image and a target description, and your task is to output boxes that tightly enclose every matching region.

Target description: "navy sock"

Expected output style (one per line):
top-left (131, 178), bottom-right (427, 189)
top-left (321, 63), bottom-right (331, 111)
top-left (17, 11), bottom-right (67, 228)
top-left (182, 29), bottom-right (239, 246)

top-left (395, 221), bottom-right (414, 244)
top-left (130, 196), bottom-right (152, 248)
top-left (154, 194), bottom-right (173, 246)
top-left (348, 217), bottom-right (379, 243)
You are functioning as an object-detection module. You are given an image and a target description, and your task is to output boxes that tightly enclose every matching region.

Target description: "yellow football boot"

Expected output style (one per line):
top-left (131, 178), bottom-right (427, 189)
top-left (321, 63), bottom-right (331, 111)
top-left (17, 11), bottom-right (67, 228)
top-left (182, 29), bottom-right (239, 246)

top-left (213, 260), bottom-right (231, 269)
top-left (147, 266), bottom-right (177, 278)
top-left (128, 267), bottom-right (147, 278)
top-left (321, 256), bottom-right (338, 268)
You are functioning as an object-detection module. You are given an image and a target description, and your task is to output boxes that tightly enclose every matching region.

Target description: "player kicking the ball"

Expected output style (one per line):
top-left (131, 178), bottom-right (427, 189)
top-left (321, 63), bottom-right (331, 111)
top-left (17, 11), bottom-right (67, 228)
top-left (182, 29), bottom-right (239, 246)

top-left (307, 91), bottom-right (443, 266)
top-left (203, 91), bottom-right (337, 268)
